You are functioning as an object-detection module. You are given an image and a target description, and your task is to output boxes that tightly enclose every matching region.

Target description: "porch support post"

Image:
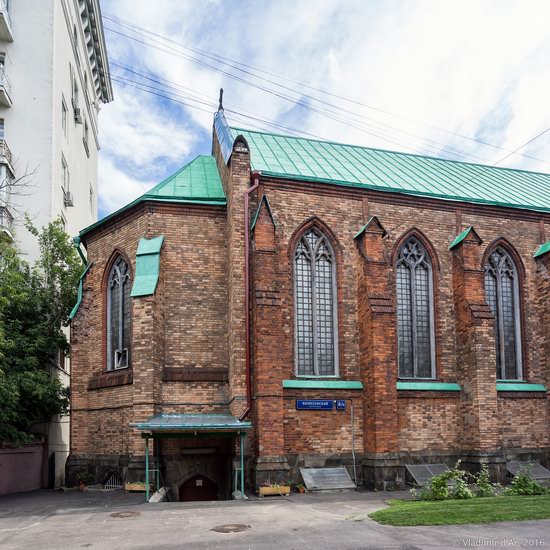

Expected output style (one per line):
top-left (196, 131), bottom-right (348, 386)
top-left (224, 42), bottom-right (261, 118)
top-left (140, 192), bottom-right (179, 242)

top-left (145, 436), bottom-right (150, 502)
top-left (240, 432), bottom-right (245, 497)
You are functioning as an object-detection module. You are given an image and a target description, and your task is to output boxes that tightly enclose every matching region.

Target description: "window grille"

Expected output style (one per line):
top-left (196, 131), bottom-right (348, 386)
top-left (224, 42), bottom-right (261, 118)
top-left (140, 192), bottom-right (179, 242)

top-left (294, 228), bottom-right (338, 376)
top-left (484, 247), bottom-right (522, 379)
top-left (396, 237), bottom-right (435, 378)
top-left (107, 256), bottom-right (131, 370)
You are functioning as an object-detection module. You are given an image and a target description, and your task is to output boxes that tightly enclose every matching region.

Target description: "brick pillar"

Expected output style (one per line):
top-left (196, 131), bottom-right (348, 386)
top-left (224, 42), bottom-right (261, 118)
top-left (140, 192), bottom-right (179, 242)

top-left (128, 260), bottom-right (165, 482)
top-left (355, 217), bottom-right (401, 489)
top-left (535, 252), bottom-right (550, 389)
top-left (225, 138), bottom-right (251, 418)
top-left (250, 196), bottom-right (290, 486)
top-left (451, 227), bottom-right (503, 477)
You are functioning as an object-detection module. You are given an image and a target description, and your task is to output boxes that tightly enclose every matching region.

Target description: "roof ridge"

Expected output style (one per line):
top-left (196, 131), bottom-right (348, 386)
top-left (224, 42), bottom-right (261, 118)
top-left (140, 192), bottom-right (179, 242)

top-left (230, 126), bottom-right (550, 179)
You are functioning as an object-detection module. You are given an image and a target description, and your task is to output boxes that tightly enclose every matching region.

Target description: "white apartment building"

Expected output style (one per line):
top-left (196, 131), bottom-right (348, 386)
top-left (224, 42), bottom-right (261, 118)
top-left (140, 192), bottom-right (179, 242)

top-left (0, 0), bottom-right (112, 487)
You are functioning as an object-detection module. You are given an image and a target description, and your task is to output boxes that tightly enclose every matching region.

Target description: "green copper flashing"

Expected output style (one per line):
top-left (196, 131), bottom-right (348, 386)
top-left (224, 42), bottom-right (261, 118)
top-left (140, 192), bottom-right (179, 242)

top-left (534, 241), bottom-right (550, 259)
top-left (449, 226), bottom-right (478, 250)
top-left (69, 263), bottom-right (93, 320)
top-left (79, 156), bottom-right (226, 240)
top-left (397, 381), bottom-right (462, 391)
top-left (250, 194), bottom-right (275, 231)
top-left (354, 216), bottom-right (387, 240)
top-left (131, 236), bottom-right (164, 297)
top-left (282, 380), bottom-right (363, 390)
top-left (232, 127), bottom-right (550, 214)
top-left (496, 382), bottom-right (547, 392)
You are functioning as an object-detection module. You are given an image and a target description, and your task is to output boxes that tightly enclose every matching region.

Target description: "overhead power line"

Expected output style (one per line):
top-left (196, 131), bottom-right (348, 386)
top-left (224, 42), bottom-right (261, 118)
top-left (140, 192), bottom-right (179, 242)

top-left (103, 10), bottom-right (550, 167)
top-left (103, 23), bottom-right (496, 162)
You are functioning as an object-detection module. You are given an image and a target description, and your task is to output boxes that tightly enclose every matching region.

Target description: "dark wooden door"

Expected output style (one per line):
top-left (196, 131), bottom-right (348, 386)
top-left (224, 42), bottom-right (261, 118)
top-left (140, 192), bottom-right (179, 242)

top-left (178, 475), bottom-right (218, 501)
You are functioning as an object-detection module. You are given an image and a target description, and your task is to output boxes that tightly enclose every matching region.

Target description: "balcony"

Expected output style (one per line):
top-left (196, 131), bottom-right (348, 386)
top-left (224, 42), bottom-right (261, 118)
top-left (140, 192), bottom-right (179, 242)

top-left (0, 1), bottom-right (12, 42)
top-left (0, 138), bottom-right (13, 173)
top-left (0, 66), bottom-right (12, 106)
top-left (0, 203), bottom-right (13, 240)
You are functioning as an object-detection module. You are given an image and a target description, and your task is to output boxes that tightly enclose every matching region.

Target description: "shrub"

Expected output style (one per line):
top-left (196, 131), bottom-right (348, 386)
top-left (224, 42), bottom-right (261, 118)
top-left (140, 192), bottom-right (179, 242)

top-left (503, 466), bottom-right (549, 496)
top-left (473, 465), bottom-right (500, 497)
top-left (414, 461), bottom-right (473, 501)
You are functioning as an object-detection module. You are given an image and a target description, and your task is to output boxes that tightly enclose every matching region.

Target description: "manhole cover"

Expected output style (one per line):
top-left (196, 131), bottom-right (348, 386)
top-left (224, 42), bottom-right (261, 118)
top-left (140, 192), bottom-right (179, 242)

top-left (110, 511), bottom-right (140, 519)
top-left (211, 524), bottom-right (251, 533)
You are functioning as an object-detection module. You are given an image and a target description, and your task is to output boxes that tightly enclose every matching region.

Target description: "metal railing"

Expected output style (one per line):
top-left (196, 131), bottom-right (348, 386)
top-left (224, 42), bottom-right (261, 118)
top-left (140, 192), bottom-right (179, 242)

top-left (0, 66), bottom-right (11, 98)
top-left (0, 139), bottom-right (12, 166)
top-left (0, 204), bottom-right (13, 231)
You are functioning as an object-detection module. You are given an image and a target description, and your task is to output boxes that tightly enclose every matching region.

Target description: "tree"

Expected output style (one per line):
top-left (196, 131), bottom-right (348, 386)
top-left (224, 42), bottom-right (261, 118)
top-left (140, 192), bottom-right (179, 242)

top-left (0, 219), bottom-right (82, 444)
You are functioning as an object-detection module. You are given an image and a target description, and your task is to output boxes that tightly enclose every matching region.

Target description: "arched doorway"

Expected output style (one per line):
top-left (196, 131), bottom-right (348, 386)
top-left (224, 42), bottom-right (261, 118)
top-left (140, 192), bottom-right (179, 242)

top-left (179, 474), bottom-right (218, 502)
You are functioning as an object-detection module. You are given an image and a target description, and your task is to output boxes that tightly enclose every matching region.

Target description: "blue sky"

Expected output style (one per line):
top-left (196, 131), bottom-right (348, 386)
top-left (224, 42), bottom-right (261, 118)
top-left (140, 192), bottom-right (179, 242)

top-left (98, 0), bottom-right (550, 219)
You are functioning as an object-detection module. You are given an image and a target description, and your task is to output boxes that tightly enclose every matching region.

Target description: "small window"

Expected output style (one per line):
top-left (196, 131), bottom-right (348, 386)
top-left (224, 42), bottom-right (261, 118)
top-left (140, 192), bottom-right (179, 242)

top-left (107, 256), bottom-right (131, 370)
top-left (61, 155), bottom-right (69, 192)
top-left (59, 212), bottom-right (67, 232)
top-left (89, 184), bottom-right (94, 213)
top-left (61, 98), bottom-right (67, 136)
top-left (0, 118), bottom-right (5, 140)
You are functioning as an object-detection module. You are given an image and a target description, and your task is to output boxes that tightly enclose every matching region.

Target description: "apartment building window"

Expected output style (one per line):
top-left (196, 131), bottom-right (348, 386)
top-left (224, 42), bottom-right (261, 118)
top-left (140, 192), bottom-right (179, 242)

top-left (60, 212), bottom-right (67, 232)
top-left (83, 118), bottom-right (89, 156)
top-left (61, 98), bottom-right (67, 136)
top-left (89, 184), bottom-right (94, 213)
top-left (61, 155), bottom-right (69, 192)
top-left (0, 118), bottom-right (4, 139)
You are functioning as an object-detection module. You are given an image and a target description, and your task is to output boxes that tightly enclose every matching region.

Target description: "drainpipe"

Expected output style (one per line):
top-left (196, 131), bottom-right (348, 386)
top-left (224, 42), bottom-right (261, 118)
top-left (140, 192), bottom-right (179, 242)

top-left (73, 236), bottom-right (87, 266)
top-left (239, 170), bottom-right (261, 421)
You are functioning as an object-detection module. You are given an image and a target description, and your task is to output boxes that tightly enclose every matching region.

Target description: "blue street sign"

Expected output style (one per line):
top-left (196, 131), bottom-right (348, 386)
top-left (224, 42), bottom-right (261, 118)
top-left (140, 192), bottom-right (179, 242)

top-left (336, 400), bottom-right (346, 410)
top-left (296, 399), bottom-right (333, 410)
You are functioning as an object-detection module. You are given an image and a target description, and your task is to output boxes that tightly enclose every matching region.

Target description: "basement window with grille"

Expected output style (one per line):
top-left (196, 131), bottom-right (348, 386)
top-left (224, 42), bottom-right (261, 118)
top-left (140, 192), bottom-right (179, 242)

top-left (104, 472), bottom-right (123, 490)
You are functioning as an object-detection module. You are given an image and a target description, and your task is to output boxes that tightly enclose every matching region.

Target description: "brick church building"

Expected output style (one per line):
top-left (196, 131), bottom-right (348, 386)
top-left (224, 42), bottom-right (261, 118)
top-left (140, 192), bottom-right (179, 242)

top-left (67, 107), bottom-right (549, 499)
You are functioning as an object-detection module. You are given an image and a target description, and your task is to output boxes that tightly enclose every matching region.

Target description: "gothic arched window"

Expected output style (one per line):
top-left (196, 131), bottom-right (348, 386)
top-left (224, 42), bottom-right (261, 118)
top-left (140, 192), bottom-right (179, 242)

top-left (107, 256), bottom-right (131, 370)
top-left (484, 247), bottom-right (522, 380)
top-left (294, 228), bottom-right (338, 376)
top-left (396, 237), bottom-right (435, 378)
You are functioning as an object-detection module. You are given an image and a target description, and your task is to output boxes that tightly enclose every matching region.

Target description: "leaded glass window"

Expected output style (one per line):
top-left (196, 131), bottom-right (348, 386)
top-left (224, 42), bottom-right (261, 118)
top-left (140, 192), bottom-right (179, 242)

top-left (107, 256), bottom-right (131, 370)
top-left (484, 247), bottom-right (522, 380)
top-left (294, 228), bottom-right (338, 376)
top-left (396, 237), bottom-right (435, 378)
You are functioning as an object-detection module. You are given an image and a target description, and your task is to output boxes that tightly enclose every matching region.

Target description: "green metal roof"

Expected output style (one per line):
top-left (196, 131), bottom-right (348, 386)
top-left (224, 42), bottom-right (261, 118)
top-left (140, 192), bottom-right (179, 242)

top-left (79, 155), bottom-right (226, 239)
top-left (534, 240), bottom-right (550, 259)
top-left (131, 236), bottom-right (164, 298)
top-left (396, 381), bottom-right (462, 391)
top-left (230, 127), bottom-right (550, 214)
top-left (131, 413), bottom-right (252, 431)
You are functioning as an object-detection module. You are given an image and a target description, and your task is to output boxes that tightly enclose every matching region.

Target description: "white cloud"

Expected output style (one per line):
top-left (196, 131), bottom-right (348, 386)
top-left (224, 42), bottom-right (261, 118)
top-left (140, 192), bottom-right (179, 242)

top-left (99, 0), bottom-right (550, 215)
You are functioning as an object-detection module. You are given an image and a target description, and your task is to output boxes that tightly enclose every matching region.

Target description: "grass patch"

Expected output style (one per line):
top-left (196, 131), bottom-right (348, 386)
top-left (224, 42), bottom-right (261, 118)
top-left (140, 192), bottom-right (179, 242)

top-left (369, 495), bottom-right (550, 526)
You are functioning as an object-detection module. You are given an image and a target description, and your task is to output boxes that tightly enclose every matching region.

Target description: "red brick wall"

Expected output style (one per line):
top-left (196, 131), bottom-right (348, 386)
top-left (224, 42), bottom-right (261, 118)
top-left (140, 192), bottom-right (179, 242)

top-left (70, 203), bottom-right (229, 457)
top-left (70, 146), bottom-right (550, 467)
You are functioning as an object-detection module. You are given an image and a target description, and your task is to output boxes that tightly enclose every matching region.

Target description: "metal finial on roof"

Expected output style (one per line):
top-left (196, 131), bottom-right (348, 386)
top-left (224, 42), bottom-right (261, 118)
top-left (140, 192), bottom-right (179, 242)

top-left (218, 88), bottom-right (224, 111)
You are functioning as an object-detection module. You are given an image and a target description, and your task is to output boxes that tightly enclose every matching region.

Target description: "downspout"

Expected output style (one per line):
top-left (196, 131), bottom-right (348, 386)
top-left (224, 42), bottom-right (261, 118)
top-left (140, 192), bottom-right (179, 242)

top-left (73, 236), bottom-right (87, 266)
top-left (239, 170), bottom-right (261, 421)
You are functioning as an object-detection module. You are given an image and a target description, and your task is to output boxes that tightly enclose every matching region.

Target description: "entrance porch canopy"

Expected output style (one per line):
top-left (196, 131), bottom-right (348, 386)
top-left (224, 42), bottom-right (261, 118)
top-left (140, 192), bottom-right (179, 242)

top-left (131, 413), bottom-right (251, 501)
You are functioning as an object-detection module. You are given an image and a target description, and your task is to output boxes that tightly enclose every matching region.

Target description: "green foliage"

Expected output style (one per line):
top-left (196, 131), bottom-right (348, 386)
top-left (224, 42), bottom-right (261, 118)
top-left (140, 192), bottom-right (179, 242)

top-left (414, 461), bottom-right (473, 501)
top-left (473, 464), bottom-right (500, 497)
top-left (503, 465), bottom-right (550, 496)
top-left (0, 219), bottom-right (80, 444)
top-left (370, 495), bottom-right (550, 526)
top-left (76, 471), bottom-right (95, 484)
